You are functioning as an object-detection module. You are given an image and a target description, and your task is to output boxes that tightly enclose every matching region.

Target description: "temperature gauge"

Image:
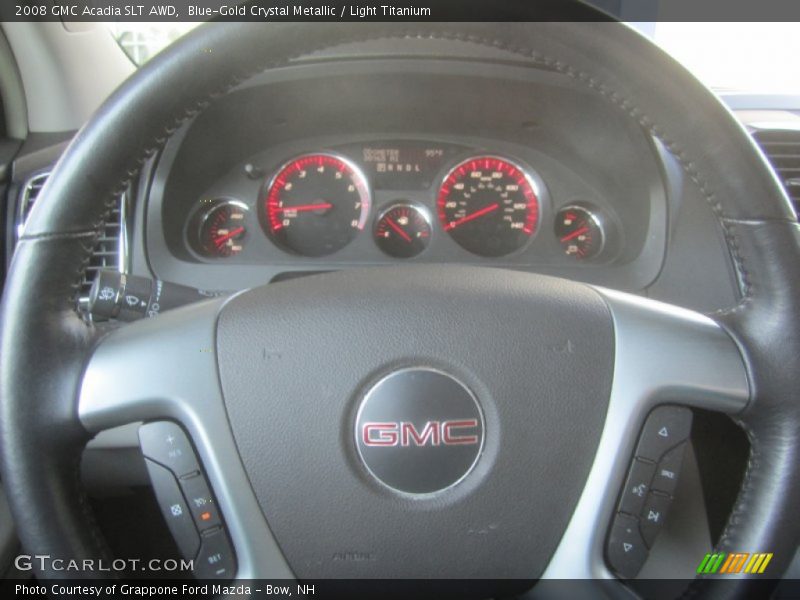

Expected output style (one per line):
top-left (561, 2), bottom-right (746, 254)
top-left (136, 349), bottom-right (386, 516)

top-left (374, 203), bottom-right (431, 258)
top-left (195, 200), bottom-right (249, 258)
top-left (554, 205), bottom-right (604, 260)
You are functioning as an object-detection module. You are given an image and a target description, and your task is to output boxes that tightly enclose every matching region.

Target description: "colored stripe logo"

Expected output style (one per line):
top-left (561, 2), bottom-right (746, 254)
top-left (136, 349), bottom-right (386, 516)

top-left (697, 552), bottom-right (773, 574)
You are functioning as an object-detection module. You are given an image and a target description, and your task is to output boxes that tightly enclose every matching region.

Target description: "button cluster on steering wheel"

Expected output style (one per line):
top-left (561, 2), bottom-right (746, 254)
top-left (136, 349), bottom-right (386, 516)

top-left (139, 421), bottom-right (236, 580)
top-left (606, 406), bottom-right (693, 578)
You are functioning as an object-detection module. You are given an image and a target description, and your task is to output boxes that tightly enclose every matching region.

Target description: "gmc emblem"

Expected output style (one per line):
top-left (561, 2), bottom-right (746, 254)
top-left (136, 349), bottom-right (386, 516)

top-left (362, 420), bottom-right (479, 447)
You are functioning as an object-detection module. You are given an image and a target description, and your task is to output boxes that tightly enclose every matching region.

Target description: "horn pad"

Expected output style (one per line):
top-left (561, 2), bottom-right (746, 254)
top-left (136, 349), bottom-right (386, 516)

top-left (216, 266), bottom-right (614, 579)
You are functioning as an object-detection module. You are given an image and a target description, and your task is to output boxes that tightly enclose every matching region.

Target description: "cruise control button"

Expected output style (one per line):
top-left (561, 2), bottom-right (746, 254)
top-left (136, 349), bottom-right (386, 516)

top-left (180, 474), bottom-right (221, 531)
top-left (607, 513), bottom-right (648, 579)
top-left (139, 421), bottom-right (200, 478)
top-left (635, 406), bottom-right (692, 462)
top-left (640, 492), bottom-right (673, 548)
top-left (144, 458), bottom-right (200, 559)
top-left (194, 527), bottom-right (236, 580)
top-left (651, 443), bottom-right (687, 496)
top-left (619, 459), bottom-right (656, 516)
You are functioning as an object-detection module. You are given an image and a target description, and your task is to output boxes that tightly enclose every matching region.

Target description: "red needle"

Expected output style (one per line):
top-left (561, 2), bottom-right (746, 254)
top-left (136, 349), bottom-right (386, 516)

top-left (445, 203), bottom-right (500, 231)
top-left (560, 225), bottom-right (589, 243)
top-left (214, 226), bottom-right (244, 246)
top-left (278, 202), bottom-right (333, 213)
top-left (385, 217), bottom-right (412, 243)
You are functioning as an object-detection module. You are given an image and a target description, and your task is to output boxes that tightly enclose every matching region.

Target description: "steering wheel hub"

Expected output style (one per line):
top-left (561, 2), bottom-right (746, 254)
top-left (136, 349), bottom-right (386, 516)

top-left (355, 367), bottom-right (485, 495)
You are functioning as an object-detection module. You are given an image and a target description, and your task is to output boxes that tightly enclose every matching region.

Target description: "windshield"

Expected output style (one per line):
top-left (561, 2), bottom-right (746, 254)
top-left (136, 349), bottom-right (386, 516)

top-left (105, 23), bottom-right (199, 65)
top-left (105, 22), bottom-right (800, 95)
top-left (651, 22), bottom-right (800, 95)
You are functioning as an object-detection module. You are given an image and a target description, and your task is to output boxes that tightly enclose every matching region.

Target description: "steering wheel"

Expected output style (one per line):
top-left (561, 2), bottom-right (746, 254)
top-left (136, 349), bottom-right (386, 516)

top-left (2, 18), bottom-right (799, 598)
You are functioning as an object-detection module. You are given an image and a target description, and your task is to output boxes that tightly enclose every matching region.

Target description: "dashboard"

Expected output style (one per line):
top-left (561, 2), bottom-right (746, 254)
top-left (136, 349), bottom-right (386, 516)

top-left (190, 144), bottom-right (554, 261)
top-left (142, 51), bottom-right (672, 293)
top-left (186, 141), bottom-right (612, 261)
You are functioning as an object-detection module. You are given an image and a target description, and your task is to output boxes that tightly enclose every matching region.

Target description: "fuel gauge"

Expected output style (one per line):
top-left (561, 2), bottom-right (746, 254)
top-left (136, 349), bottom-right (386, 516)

top-left (554, 205), bottom-right (604, 260)
top-left (374, 203), bottom-right (431, 258)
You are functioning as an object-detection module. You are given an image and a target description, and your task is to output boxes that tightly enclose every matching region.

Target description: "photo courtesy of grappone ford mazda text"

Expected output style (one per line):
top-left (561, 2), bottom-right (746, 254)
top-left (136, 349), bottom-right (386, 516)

top-left (0, 2), bottom-right (799, 599)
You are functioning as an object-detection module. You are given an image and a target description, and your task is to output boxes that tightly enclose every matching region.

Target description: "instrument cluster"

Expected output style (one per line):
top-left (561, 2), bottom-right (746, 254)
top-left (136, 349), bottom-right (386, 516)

top-left (184, 140), bottom-right (616, 265)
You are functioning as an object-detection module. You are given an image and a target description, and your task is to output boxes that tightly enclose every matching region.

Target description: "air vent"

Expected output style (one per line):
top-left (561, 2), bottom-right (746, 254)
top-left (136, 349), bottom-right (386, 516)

top-left (15, 170), bottom-right (128, 306)
top-left (79, 200), bottom-right (125, 304)
top-left (752, 129), bottom-right (800, 215)
top-left (15, 171), bottom-right (49, 238)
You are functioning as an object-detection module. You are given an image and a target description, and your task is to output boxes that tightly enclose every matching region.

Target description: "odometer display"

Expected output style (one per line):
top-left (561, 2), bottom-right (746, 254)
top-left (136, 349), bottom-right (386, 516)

top-left (264, 153), bottom-right (371, 257)
top-left (438, 156), bottom-right (539, 257)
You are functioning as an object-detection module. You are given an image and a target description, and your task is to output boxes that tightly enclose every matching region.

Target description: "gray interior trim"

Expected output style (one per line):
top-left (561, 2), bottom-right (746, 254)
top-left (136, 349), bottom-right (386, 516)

top-left (9, 138), bottom-right (69, 176)
top-left (1, 23), bottom-right (133, 133)
top-left (0, 27), bottom-right (27, 140)
top-left (723, 94), bottom-right (800, 112)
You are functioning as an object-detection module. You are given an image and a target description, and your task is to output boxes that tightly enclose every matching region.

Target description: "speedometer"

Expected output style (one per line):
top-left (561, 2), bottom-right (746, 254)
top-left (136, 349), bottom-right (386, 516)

top-left (263, 153), bottom-right (371, 257)
top-left (437, 156), bottom-right (540, 257)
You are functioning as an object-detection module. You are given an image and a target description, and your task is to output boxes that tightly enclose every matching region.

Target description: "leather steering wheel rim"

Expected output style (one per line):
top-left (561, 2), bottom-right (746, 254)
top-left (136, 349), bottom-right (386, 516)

top-left (2, 17), bottom-right (799, 595)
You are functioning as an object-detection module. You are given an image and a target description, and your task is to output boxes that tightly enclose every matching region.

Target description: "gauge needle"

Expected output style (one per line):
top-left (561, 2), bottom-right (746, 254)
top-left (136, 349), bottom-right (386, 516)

top-left (279, 202), bottom-right (333, 213)
top-left (445, 203), bottom-right (500, 231)
top-left (214, 226), bottom-right (244, 246)
top-left (560, 225), bottom-right (589, 243)
top-left (385, 217), bottom-right (412, 242)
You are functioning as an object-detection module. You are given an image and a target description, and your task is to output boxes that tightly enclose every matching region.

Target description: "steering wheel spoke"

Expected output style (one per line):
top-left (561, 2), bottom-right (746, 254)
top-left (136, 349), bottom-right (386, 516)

top-left (79, 298), bottom-right (293, 579)
top-left (543, 288), bottom-right (749, 581)
top-left (80, 299), bottom-right (225, 430)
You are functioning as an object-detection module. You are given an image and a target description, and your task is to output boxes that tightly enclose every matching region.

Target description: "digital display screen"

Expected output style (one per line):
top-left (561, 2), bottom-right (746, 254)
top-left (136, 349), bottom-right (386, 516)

top-left (335, 141), bottom-right (466, 190)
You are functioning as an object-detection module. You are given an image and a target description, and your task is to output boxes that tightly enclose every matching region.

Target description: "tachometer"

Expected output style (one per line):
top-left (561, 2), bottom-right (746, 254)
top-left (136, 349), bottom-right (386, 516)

top-left (263, 153), bottom-right (371, 257)
top-left (437, 156), bottom-right (539, 257)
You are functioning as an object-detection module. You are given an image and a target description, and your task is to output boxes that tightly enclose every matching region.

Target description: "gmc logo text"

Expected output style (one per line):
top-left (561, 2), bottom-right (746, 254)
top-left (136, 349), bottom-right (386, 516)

top-left (362, 420), bottom-right (480, 447)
